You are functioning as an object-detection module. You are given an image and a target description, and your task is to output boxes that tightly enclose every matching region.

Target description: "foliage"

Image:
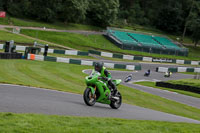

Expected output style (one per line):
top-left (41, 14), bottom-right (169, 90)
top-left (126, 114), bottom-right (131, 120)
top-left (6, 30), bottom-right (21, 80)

top-left (188, 1), bottom-right (200, 46)
top-left (156, 5), bottom-right (184, 33)
top-left (87, 0), bottom-right (119, 27)
top-left (57, 0), bottom-right (89, 23)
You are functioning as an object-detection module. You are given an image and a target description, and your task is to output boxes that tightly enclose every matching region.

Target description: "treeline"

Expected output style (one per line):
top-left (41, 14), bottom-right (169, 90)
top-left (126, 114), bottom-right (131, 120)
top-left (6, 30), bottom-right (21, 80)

top-left (0, 0), bottom-right (200, 45)
top-left (0, 0), bottom-right (119, 27)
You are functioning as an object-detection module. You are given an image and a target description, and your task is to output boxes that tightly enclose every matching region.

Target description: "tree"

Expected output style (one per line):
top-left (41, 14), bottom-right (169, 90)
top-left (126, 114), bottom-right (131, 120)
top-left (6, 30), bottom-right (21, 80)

top-left (127, 0), bottom-right (147, 25)
top-left (27, 0), bottom-right (59, 22)
top-left (191, 19), bottom-right (200, 46)
top-left (188, 1), bottom-right (200, 46)
top-left (7, 0), bottom-right (31, 18)
top-left (58, 0), bottom-right (88, 23)
top-left (87, 0), bottom-right (119, 27)
top-left (155, 3), bottom-right (184, 33)
top-left (0, 0), bottom-right (6, 10)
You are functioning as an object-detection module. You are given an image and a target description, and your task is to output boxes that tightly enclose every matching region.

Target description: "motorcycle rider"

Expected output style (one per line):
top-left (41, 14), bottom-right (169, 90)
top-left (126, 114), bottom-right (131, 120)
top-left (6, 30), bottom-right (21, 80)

top-left (145, 69), bottom-right (151, 76)
top-left (94, 62), bottom-right (117, 96)
top-left (165, 71), bottom-right (172, 77)
top-left (125, 73), bottom-right (133, 82)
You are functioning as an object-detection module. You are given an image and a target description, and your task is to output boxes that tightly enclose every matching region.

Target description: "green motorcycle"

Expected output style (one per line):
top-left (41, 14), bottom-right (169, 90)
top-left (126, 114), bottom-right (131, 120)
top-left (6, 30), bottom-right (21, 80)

top-left (83, 70), bottom-right (122, 109)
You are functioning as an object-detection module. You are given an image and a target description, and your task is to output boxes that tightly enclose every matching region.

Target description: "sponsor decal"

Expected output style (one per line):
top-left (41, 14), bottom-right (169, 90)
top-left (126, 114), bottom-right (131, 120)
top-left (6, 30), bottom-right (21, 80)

top-left (152, 58), bottom-right (173, 63)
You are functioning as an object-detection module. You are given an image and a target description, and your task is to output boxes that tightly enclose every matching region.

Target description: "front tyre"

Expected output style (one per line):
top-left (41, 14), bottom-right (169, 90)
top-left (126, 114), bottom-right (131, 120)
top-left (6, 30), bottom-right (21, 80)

top-left (110, 92), bottom-right (122, 109)
top-left (83, 87), bottom-right (96, 106)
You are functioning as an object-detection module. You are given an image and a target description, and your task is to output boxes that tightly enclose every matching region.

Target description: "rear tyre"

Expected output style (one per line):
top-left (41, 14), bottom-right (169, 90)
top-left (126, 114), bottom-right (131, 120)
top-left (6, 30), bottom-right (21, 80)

top-left (110, 91), bottom-right (122, 109)
top-left (83, 87), bottom-right (96, 106)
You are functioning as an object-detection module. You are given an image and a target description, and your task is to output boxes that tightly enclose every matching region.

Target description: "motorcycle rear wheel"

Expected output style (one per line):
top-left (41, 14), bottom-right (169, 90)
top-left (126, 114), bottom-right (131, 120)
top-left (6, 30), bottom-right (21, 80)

top-left (83, 87), bottom-right (96, 106)
top-left (110, 92), bottom-right (122, 109)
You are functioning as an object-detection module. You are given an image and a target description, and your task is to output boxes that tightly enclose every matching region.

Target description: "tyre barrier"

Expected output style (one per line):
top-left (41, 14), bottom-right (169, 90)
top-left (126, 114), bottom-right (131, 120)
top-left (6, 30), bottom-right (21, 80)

top-left (157, 67), bottom-right (200, 73)
top-left (156, 81), bottom-right (200, 94)
top-left (0, 53), bottom-right (22, 59)
top-left (27, 54), bottom-right (142, 71)
top-left (88, 50), bottom-right (200, 65)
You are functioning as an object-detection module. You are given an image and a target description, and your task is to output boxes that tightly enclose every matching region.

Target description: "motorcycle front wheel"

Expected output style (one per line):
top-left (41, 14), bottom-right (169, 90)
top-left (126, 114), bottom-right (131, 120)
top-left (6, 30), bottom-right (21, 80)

top-left (110, 91), bottom-right (122, 109)
top-left (83, 87), bottom-right (96, 106)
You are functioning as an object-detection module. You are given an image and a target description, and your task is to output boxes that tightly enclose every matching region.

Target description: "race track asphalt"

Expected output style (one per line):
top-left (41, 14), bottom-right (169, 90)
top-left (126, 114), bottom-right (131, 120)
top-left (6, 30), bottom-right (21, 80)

top-left (0, 84), bottom-right (199, 123)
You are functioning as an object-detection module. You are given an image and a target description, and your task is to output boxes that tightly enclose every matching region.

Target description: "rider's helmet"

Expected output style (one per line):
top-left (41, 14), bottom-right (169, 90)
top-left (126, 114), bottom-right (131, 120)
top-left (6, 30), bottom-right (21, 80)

top-left (94, 62), bottom-right (103, 72)
top-left (148, 69), bottom-right (150, 74)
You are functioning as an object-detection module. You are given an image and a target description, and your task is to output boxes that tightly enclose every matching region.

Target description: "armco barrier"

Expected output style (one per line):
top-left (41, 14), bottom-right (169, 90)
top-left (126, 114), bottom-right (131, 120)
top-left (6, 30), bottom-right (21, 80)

top-left (0, 44), bottom-right (88, 56)
top-left (156, 81), bottom-right (200, 94)
top-left (88, 49), bottom-right (200, 65)
top-left (157, 67), bottom-right (200, 73)
top-left (27, 54), bottom-right (141, 71)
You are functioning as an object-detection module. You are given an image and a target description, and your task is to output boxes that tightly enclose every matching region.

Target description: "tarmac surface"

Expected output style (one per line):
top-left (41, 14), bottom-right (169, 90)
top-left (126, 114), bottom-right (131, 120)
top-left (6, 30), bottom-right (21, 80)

top-left (0, 84), bottom-right (199, 123)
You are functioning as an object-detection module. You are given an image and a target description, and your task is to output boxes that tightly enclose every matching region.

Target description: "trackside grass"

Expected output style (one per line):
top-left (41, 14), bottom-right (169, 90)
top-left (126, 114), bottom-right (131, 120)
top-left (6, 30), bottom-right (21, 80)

top-left (134, 81), bottom-right (200, 98)
top-left (0, 60), bottom-right (200, 121)
top-left (0, 112), bottom-right (200, 133)
top-left (0, 29), bottom-right (35, 43)
top-left (0, 29), bottom-right (50, 46)
top-left (0, 16), bottom-right (102, 31)
top-left (21, 29), bottom-right (200, 60)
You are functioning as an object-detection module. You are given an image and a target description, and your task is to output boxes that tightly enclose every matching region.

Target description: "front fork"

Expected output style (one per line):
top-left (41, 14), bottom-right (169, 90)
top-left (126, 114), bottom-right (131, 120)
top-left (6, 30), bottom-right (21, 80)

top-left (87, 85), bottom-right (111, 101)
top-left (87, 86), bottom-right (96, 97)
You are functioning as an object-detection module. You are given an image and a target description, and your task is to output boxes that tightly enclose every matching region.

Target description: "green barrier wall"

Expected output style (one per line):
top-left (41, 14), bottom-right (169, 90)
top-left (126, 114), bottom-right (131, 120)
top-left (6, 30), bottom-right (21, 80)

top-left (186, 68), bottom-right (194, 72)
top-left (184, 60), bottom-right (191, 64)
top-left (135, 65), bottom-right (142, 70)
top-left (44, 56), bottom-right (57, 62)
top-left (114, 64), bottom-right (126, 69)
top-left (134, 56), bottom-right (143, 60)
top-left (168, 68), bottom-right (178, 72)
top-left (113, 53), bottom-right (123, 59)
top-left (69, 59), bottom-right (81, 65)
top-left (78, 51), bottom-right (89, 56)
top-left (54, 49), bottom-right (65, 54)
top-left (172, 59), bottom-right (176, 63)
top-left (88, 50), bottom-right (101, 55)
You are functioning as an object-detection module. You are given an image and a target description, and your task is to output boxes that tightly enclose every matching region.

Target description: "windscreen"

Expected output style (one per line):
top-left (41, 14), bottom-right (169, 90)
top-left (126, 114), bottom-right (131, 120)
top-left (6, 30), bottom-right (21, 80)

top-left (89, 69), bottom-right (101, 77)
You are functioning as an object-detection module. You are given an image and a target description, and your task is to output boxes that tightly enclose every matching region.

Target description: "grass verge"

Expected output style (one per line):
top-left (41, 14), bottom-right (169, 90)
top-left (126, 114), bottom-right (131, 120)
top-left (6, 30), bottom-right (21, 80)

top-left (134, 81), bottom-right (200, 98)
top-left (0, 112), bottom-right (200, 133)
top-left (0, 60), bottom-right (200, 121)
top-left (0, 16), bottom-right (102, 31)
top-left (0, 29), bottom-right (36, 44)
